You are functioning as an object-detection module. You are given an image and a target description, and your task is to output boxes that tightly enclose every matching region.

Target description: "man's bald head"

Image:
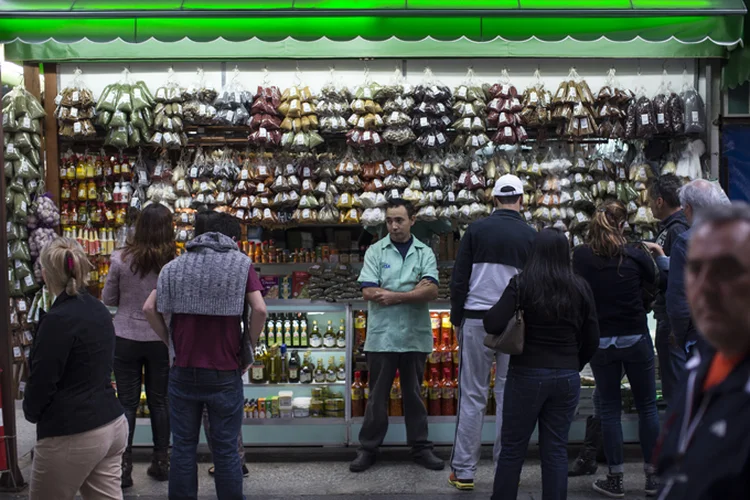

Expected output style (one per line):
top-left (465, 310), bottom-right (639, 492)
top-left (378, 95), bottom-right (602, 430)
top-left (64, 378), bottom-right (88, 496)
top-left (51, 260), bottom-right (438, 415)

top-left (679, 179), bottom-right (730, 225)
top-left (687, 202), bottom-right (750, 356)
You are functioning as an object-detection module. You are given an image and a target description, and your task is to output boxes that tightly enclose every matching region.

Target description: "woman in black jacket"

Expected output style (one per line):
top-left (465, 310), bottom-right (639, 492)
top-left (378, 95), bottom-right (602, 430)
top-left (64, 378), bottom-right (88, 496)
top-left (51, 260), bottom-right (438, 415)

top-left (572, 200), bottom-right (663, 499)
top-left (486, 228), bottom-right (600, 500)
top-left (24, 238), bottom-right (125, 500)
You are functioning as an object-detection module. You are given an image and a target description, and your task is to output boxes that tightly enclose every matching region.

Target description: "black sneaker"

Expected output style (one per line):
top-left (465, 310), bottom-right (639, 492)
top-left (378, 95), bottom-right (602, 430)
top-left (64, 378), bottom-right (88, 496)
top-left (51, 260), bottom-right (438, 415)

top-left (350, 451), bottom-right (376, 473)
top-left (568, 456), bottom-right (598, 477)
top-left (413, 450), bottom-right (445, 471)
top-left (121, 455), bottom-right (133, 489)
top-left (147, 459), bottom-right (169, 482)
top-left (593, 473), bottom-right (625, 499)
top-left (645, 473), bottom-right (658, 497)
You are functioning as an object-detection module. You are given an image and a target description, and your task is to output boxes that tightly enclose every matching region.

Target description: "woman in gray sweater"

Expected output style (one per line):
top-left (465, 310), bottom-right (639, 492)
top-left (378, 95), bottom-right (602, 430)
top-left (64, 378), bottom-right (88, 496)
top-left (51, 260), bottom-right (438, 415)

top-left (102, 203), bottom-right (175, 488)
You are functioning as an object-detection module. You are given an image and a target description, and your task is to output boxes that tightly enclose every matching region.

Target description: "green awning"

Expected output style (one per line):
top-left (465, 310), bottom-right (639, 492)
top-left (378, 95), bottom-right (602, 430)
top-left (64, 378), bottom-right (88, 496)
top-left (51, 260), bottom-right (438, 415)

top-left (1, 0), bottom-right (745, 61)
top-left (723, 0), bottom-right (750, 89)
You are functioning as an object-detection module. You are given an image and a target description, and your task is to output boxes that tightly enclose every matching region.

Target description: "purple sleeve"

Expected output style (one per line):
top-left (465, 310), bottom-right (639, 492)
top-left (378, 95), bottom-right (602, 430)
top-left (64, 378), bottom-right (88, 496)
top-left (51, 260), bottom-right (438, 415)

top-left (246, 266), bottom-right (264, 294)
top-left (360, 282), bottom-right (379, 289)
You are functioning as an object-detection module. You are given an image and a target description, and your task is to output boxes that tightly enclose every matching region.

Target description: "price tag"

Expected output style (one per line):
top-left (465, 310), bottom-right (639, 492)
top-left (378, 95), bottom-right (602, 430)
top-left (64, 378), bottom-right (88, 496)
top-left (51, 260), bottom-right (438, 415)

top-left (73, 122), bottom-right (82, 134)
top-left (373, 178), bottom-right (383, 189)
top-left (530, 92), bottom-right (539, 104)
top-left (463, 117), bottom-right (471, 130)
top-left (133, 88), bottom-right (142, 99)
top-left (577, 213), bottom-right (586, 223)
top-left (190, 167), bottom-right (199, 177)
top-left (389, 111), bottom-right (399, 123)
top-left (199, 104), bottom-right (207, 115)
top-left (241, 170), bottom-right (249, 180)
top-left (24, 275), bottom-right (34, 287)
top-left (14, 259), bottom-right (23, 270)
top-left (437, 133), bottom-right (446, 145)
top-left (55, 95), bottom-right (63, 106)
top-left (568, 87), bottom-right (577, 99)
top-left (363, 88), bottom-right (372, 99)
top-left (236, 209), bottom-right (245, 219)
top-left (22, 116), bottom-right (32, 129)
top-left (218, 192), bottom-right (226, 203)
top-left (457, 86), bottom-right (468, 99)
top-left (471, 135), bottom-right (479, 147)
top-left (139, 169), bottom-right (149, 185)
top-left (429, 176), bottom-right (439, 188)
top-left (196, 193), bottom-right (205, 203)
top-left (260, 197), bottom-right (270, 206)
top-left (200, 181), bottom-right (209, 192)
top-left (357, 117), bottom-right (366, 129)
top-left (373, 133), bottom-right (381, 145)
top-left (179, 230), bottom-right (188, 241)
top-left (258, 166), bottom-right (268, 177)
top-left (442, 115), bottom-right (451, 127)
top-left (70, 107), bottom-right (79, 118)
top-left (302, 102), bottom-right (312, 114)
top-left (130, 197), bottom-right (140, 208)
top-left (6, 144), bottom-right (15, 154)
top-left (154, 164), bottom-right (163, 177)
top-left (20, 201), bottom-right (27, 212)
top-left (574, 191), bottom-right (582, 202)
top-left (181, 213), bottom-right (189, 223)
top-left (24, 331), bottom-right (33, 342)
top-left (420, 117), bottom-right (429, 128)
top-left (391, 189), bottom-right (400, 199)
top-left (640, 114), bottom-right (649, 125)
top-left (428, 135), bottom-right (436, 147)
top-left (691, 111), bottom-right (699, 123)
top-left (226, 110), bottom-right (235, 123)
top-left (71, 90), bottom-right (80, 103)
top-left (302, 209), bottom-right (311, 220)
top-left (13, 347), bottom-right (21, 359)
top-left (657, 113), bottom-right (665, 125)
top-left (234, 91), bottom-right (241, 103)
top-left (504, 127), bottom-right (513, 137)
top-left (363, 131), bottom-right (372, 141)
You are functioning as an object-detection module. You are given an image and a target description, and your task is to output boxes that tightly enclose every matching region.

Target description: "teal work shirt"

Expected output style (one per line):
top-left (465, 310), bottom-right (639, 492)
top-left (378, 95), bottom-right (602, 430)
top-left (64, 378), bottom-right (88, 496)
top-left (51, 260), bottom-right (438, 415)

top-left (357, 236), bottom-right (439, 353)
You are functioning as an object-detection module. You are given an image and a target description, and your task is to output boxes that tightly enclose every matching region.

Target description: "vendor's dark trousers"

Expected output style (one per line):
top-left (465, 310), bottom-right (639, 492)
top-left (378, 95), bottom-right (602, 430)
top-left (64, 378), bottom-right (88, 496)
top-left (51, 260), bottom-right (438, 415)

top-left (168, 367), bottom-right (245, 500)
top-left (359, 352), bottom-right (432, 454)
top-left (492, 367), bottom-right (580, 500)
top-left (590, 335), bottom-right (660, 474)
top-left (655, 319), bottom-right (687, 410)
top-left (114, 336), bottom-right (170, 457)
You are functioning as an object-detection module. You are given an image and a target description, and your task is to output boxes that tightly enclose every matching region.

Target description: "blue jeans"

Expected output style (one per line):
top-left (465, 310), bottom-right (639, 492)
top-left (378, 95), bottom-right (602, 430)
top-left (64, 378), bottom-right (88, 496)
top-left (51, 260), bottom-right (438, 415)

top-left (589, 335), bottom-right (660, 474)
top-left (168, 367), bottom-right (245, 500)
top-left (492, 367), bottom-right (580, 500)
top-left (655, 319), bottom-right (687, 411)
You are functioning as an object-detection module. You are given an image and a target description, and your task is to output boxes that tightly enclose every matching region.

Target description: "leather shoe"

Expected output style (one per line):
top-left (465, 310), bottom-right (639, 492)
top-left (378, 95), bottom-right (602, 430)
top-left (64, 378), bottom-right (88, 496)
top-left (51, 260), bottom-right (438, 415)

top-left (413, 450), bottom-right (445, 471)
top-left (350, 450), bottom-right (376, 472)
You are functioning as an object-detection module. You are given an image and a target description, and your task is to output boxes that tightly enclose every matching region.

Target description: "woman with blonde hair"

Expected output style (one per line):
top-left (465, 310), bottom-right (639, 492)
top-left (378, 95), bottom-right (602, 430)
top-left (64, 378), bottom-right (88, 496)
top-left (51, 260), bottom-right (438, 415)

top-left (24, 238), bottom-right (126, 500)
top-left (573, 200), bottom-right (664, 499)
top-left (103, 203), bottom-right (176, 487)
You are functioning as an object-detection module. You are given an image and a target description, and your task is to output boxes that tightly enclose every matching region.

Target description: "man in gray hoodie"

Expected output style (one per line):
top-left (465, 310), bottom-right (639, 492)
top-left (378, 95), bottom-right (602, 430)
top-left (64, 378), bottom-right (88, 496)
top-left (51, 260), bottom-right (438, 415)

top-left (144, 212), bottom-right (267, 500)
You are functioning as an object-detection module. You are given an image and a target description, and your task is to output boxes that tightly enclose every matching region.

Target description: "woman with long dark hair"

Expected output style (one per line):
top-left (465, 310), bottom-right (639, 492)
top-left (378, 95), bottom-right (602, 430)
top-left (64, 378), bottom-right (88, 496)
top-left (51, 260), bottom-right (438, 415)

top-left (485, 228), bottom-right (600, 500)
top-left (573, 200), bottom-right (663, 498)
top-left (102, 203), bottom-right (176, 488)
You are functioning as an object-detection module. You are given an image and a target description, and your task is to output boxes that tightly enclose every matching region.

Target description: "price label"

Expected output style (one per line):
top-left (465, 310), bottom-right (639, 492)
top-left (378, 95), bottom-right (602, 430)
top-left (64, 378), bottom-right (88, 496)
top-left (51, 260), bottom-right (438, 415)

top-left (13, 347), bottom-right (21, 359)
top-left (190, 167), bottom-right (199, 177)
top-left (428, 135), bottom-right (436, 147)
top-left (363, 88), bottom-right (373, 99)
top-left (457, 87), bottom-right (468, 99)
top-left (391, 189), bottom-right (399, 198)
top-left (691, 111), bottom-right (699, 123)
top-left (504, 127), bottom-right (513, 137)
top-left (20, 201), bottom-right (27, 212)
top-left (181, 213), bottom-right (189, 223)
top-left (200, 182), bottom-right (209, 192)
top-left (179, 230), bottom-right (188, 240)
top-left (530, 92), bottom-right (539, 104)
top-left (302, 209), bottom-right (311, 220)
top-left (6, 144), bottom-right (15, 154)
top-left (55, 95), bottom-right (63, 106)
top-left (429, 176), bottom-right (439, 188)
top-left (130, 197), bottom-right (140, 208)
top-left (71, 91), bottom-right (80, 103)
top-left (437, 133), bottom-right (446, 145)
top-left (217, 192), bottom-right (226, 203)
top-left (24, 275), bottom-right (34, 287)
top-left (657, 113), bottom-right (665, 125)
top-left (420, 117), bottom-right (429, 128)
top-left (22, 116), bottom-right (32, 129)
top-left (259, 127), bottom-right (268, 139)
top-left (372, 133), bottom-right (381, 144)
top-left (363, 131), bottom-right (372, 141)
top-left (133, 88), bottom-right (142, 99)
top-left (442, 116), bottom-right (452, 126)
top-left (390, 111), bottom-right (400, 123)
top-left (373, 179), bottom-right (383, 189)
top-left (302, 102), bottom-right (312, 114)
top-left (640, 114), bottom-right (649, 125)
top-left (139, 170), bottom-right (149, 185)
top-left (226, 110), bottom-right (235, 123)
top-left (73, 122), bottom-right (82, 134)
top-left (241, 170), bottom-right (249, 180)
top-left (236, 209), bottom-right (245, 219)
top-left (357, 117), bottom-right (366, 129)
top-left (471, 135), bottom-right (479, 147)
top-left (199, 104), bottom-right (207, 115)
top-left (154, 165), bottom-right (163, 177)
top-left (24, 331), bottom-right (33, 342)
top-left (70, 107), bottom-right (79, 118)
top-left (577, 213), bottom-right (586, 223)
top-left (463, 117), bottom-right (471, 130)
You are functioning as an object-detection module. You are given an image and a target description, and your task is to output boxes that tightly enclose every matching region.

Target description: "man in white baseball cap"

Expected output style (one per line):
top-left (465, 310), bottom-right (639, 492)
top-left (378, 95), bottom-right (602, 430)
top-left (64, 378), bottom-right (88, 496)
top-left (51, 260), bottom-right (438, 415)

top-left (448, 174), bottom-right (536, 491)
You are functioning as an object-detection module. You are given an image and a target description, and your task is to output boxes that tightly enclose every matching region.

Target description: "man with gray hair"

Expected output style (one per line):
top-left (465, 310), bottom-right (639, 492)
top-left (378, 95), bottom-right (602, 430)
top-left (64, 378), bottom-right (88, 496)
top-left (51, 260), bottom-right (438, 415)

top-left (655, 202), bottom-right (750, 499)
top-left (646, 179), bottom-right (730, 359)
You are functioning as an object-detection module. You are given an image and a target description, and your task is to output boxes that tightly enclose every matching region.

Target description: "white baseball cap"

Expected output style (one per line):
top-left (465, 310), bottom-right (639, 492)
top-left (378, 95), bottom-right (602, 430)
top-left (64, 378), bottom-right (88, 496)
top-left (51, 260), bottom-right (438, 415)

top-left (492, 174), bottom-right (524, 197)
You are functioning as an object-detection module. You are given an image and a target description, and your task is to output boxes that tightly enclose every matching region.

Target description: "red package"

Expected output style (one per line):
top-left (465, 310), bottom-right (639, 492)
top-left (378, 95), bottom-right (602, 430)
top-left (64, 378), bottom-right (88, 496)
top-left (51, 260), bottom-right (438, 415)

top-left (292, 271), bottom-right (311, 299)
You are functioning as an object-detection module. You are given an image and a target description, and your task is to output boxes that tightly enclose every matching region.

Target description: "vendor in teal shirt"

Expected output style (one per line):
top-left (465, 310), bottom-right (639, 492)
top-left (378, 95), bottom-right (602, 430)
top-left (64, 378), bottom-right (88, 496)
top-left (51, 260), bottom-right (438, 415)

top-left (350, 199), bottom-right (443, 474)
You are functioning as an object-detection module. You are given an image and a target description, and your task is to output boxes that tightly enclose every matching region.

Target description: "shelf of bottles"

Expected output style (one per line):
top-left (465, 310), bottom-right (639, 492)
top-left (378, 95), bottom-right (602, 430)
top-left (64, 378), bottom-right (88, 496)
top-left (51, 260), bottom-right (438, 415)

top-left (242, 306), bottom-right (352, 426)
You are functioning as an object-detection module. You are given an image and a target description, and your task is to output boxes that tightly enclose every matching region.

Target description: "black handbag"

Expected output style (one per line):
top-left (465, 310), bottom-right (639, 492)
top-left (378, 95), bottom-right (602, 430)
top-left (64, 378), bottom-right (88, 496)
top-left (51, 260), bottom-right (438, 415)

top-left (483, 279), bottom-right (525, 355)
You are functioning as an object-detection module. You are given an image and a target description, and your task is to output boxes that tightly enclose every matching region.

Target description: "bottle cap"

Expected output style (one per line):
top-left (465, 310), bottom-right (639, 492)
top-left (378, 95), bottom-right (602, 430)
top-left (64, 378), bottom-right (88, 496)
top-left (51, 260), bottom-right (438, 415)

top-left (281, 344), bottom-right (287, 354)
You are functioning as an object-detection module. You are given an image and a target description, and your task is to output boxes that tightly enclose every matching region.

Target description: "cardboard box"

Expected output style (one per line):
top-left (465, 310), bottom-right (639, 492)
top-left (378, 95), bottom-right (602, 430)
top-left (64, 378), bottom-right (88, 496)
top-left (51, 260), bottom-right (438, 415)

top-left (292, 271), bottom-right (311, 299)
top-left (260, 276), bottom-right (280, 299)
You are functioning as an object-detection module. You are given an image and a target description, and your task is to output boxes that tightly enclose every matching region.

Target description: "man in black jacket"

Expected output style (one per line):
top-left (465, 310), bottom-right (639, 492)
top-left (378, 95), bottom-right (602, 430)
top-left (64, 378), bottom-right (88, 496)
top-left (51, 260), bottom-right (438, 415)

top-left (648, 174), bottom-right (690, 407)
top-left (656, 202), bottom-right (750, 500)
top-left (448, 175), bottom-right (535, 491)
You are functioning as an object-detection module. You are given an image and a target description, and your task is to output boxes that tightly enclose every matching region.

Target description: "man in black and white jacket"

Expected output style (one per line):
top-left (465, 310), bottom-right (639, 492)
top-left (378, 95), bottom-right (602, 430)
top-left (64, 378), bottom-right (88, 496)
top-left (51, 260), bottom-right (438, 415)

top-left (448, 175), bottom-right (536, 491)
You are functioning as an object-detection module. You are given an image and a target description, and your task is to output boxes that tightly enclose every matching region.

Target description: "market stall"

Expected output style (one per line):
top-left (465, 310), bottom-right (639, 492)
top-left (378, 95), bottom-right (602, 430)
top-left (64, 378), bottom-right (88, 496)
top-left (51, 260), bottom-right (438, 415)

top-left (0, 0), bottom-right (746, 478)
